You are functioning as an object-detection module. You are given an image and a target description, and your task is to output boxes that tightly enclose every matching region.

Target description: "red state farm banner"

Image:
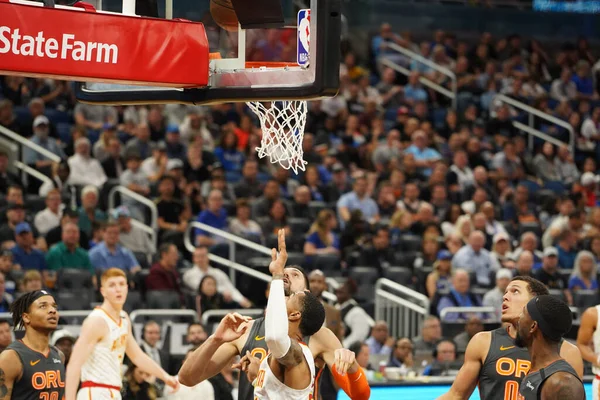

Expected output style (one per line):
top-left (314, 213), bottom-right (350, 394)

top-left (0, 1), bottom-right (209, 87)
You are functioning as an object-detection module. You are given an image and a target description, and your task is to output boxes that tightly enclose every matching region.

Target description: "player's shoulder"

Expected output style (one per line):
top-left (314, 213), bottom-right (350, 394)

top-left (0, 347), bottom-right (24, 375)
top-left (581, 305), bottom-right (598, 323)
top-left (541, 371), bottom-right (584, 399)
top-left (465, 330), bottom-right (493, 357)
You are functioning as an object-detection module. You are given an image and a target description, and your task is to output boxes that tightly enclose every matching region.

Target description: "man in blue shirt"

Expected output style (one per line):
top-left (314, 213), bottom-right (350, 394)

top-left (337, 176), bottom-right (379, 229)
top-left (452, 230), bottom-right (498, 286)
top-left (437, 269), bottom-right (483, 322)
top-left (89, 221), bottom-right (141, 273)
top-left (404, 130), bottom-right (441, 177)
top-left (404, 72), bottom-right (428, 105)
top-left (23, 116), bottom-right (66, 168)
top-left (11, 222), bottom-right (46, 272)
top-left (195, 189), bottom-right (228, 247)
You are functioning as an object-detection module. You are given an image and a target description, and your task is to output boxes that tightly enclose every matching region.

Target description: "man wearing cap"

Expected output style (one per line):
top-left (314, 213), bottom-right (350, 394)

top-left (165, 124), bottom-right (186, 160)
top-left (234, 160), bottom-right (263, 200)
top-left (404, 130), bottom-right (442, 177)
top-left (324, 163), bottom-right (351, 203)
top-left (68, 137), bottom-right (107, 188)
top-left (371, 130), bottom-right (401, 169)
top-left (93, 123), bottom-right (118, 162)
top-left (534, 247), bottom-right (571, 303)
top-left (125, 123), bottom-right (155, 160)
top-left (113, 206), bottom-right (155, 257)
top-left (52, 329), bottom-right (76, 366)
top-left (46, 208), bottom-right (90, 250)
top-left (11, 222), bottom-right (47, 272)
top-left (22, 98), bottom-right (57, 139)
top-left (78, 185), bottom-right (107, 237)
top-left (23, 115), bottom-right (65, 170)
top-left (45, 222), bottom-right (94, 276)
top-left (580, 171), bottom-right (599, 207)
top-left (120, 151), bottom-right (151, 221)
top-left (0, 203), bottom-right (39, 246)
top-left (483, 268), bottom-right (513, 320)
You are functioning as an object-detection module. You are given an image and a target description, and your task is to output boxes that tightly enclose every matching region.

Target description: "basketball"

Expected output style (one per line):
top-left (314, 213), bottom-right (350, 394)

top-left (210, 0), bottom-right (239, 31)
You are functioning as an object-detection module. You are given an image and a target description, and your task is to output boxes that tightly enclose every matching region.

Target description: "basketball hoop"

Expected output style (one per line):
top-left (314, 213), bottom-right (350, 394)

top-left (247, 99), bottom-right (308, 174)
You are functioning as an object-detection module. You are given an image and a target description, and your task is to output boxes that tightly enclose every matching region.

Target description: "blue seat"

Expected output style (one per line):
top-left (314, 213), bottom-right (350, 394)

top-left (544, 181), bottom-right (567, 194)
top-left (57, 123), bottom-right (72, 143)
top-left (518, 180), bottom-right (541, 194)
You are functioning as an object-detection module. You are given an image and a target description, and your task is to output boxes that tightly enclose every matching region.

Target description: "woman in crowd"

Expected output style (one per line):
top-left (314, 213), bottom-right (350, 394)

top-left (229, 199), bottom-right (263, 243)
top-left (123, 363), bottom-right (157, 400)
top-left (195, 275), bottom-right (226, 318)
top-left (304, 209), bottom-right (340, 262)
top-left (569, 250), bottom-right (599, 291)
top-left (425, 250), bottom-right (453, 299)
top-left (214, 130), bottom-right (245, 174)
top-left (259, 200), bottom-right (291, 237)
top-left (414, 235), bottom-right (440, 270)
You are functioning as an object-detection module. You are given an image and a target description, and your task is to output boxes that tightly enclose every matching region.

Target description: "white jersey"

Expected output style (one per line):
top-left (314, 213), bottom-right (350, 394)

top-left (80, 307), bottom-right (129, 387)
top-left (592, 305), bottom-right (600, 376)
top-left (253, 343), bottom-right (315, 400)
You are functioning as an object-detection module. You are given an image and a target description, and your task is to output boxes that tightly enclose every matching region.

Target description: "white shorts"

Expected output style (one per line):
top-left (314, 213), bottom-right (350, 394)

top-left (77, 386), bottom-right (122, 400)
top-left (594, 376), bottom-right (599, 400)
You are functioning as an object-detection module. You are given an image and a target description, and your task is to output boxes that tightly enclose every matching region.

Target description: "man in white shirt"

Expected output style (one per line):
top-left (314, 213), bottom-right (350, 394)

top-left (580, 106), bottom-right (600, 151)
top-left (33, 189), bottom-right (63, 235)
top-left (120, 152), bottom-right (151, 221)
top-left (67, 137), bottom-right (107, 188)
top-left (183, 246), bottom-right (251, 308)
top-left (112, 206), bottom-right (155, 259)
top-left (550, 68), bottom-right (578, 102)
top-left (140, 142), bottom-right (168, 183)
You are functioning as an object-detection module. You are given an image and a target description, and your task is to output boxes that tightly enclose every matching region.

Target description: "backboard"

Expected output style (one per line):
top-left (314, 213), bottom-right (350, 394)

top-left (75, 0), bottom-right (341, 105)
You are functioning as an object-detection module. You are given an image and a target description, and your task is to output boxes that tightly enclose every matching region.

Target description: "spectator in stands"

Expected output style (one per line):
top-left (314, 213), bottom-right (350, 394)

top-left (260, 199), bottom-right (291, 238)
top-left (483, 268), bottom-right (513, 320)
top-left (228, 199), bottom-right (262, 243)
top-left (452, 231), bottom-right (497, 287)
top-left (139, 320), bottom-right (171, 373)
top-left (0, 150), bottom-right (21, 195)
top-left (89, 222), bottom-right (105, 249)
top-left (23, 116), bottom-right (65, 173)
top-left (348, 341), bottom-right (373, 380)
top-left (11, 222), bottom-right (46, 272)
top-left (45, 222), bottom-right (93, 275)
top-left (361, 226), bottom-right (395, 272)
top-left (101, 137), bottom-right (125, 180)
top-left (39, 161), bottom-right (73, 199)
top-left (335, 279), bottom-right (371, 347)
top-left (51, 329), bottom-right (75, 366)
top-left (89, 221), bottom-right (141, 273)
top-left (0, 100), bottom-right (21, 134)
top-left (155, 175), bottom-right (189, 241)
top-left (233, 160), bottom-right (262, 199)
top-left (74, 102), bottom-right (117, 131)
top-left (454, 316), bottom-right (484, 354)
top-left (568, 250), bottom-right (598, 291)
top-left (414, 234), bottom-right (441, 270)
top-left (33, 190), bottom-right (62, 236)
top-left (492, 141), bottom-right (524, 183)
top-left (125, 123), bottom-right (154, 160)
top-left (195, 275), bottom-right (225, 317)
top-left (122, 363), bottom-right (158, 400)
top-left (308, 269), bottom-right (343, 340)
top-left (404, 72), bottom-right (428, 105)
top-left (387, 338), bottom-right (414, 369)
top-left (0, 320), bottom-right (11, 352)
top-left (273, 168), bottom-right (299, 200)
top-left (302, 165), bottom-right (325, 202)
top-left (68, 137), bottom-right (107, 188)
top-left (437, 269), bottom-right (482, 322)
top-left (93, 123), bottom-right (117, 162)
top-left (447, 150), bottom-right (474, 192)
top-left (551, 68), bottom-right (577, 102)
top-left (120, 152), bottom-right (151, 221)
top-left (290, 186), bottom-right (312, 219)
top-left (183, 143), bottom-right (211, 190)
top-left (514, 250), bottom-right (534, 277)
top-left (0, 203), bottom-right (28, 247)
top-left (0, 249), bottom-right (17, 295)
top-left (572, 60), bottom-right (595, 100)
top-left (376, 68), bottom-right (403, 108)
top-left (77, 186), bottom-right (107, 237)
top-left (164, 124), bottom-right (186, 160)
top-left (46, 208), bottom-right (88, 250)
top-left (404, 130), bottom-right (441, 178)
top-left (186, 323), bottom-right (207, 348)
top-left (533, 142), bottom-right (561, 182)
top-left (194, 189), bottom-right (228, 247)
top-left (555, 146), bottom-right (580, 187)
top-left (251, 180), bottom-right (280, 219)
top-left (324, 163), bottom-right (351, 203)
top-left (214, 131), bottom-right (244, 174)
top-left (503, 184), bottom-right (538, 226)
top-left (146, 244), bottom-right (182, 307)
top-left (371, 130), bottom-right (401, 170)
top-left (425, 250), bottom-right (453, 299)
top-left (556, 229), bottom-right (578, 269)
top-left (422, 340), bottom-right (459, 376)
top-left (0, 273), bottom-right (13, 312)
top-left (304, 209), bottom-right (340, 260)
top-left (141, 142), bottom-right (167, 183)
top-left (20, 270), bottom-right (43, 293)
top-left (182, 246), bottom-right (251, 308)
top-left (396, 182), bottom-right (422, 215)
top-left (413, 316), bottom-right (442, 354)
top-left (366, 321), bottom-right (394, 356)
top-left (337, 176), bottom-right (379, 228)
top-left (112, 206), bottom-right (155, 258)
top-left (490, 232), bottom-right (514, 270)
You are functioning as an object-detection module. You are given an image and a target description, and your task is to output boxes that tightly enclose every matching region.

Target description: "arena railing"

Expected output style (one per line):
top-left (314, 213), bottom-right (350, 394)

top-left (439, 306), bottom-right (497, 323)
top-left (184, 221), bottom-right (338, 303)
top-left (108, 185), bottom-right (158, 235)
top-left (375, 278), bottom-right (430, 340)
top-left (493, 94), bottom-right (575, 154)
top-left (0, 125), bottom-right (59, 189)
top-left (380, 42), bottom-right (457, 110)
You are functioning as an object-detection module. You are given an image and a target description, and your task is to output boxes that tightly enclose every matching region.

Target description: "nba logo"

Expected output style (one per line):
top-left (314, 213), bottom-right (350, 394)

top-left (297, 9), bottom-right (310, 67)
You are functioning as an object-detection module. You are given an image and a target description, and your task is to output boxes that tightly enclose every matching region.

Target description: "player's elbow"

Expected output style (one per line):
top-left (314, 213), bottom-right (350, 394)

top-left (265, 334), bottom-right (290, 359)
top-left (177, 369), bottom-right (197, 387)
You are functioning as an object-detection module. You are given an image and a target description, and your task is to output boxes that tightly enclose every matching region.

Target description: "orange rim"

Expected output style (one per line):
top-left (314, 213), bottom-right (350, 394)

top-left (245, 61), bottom-right (298, 69)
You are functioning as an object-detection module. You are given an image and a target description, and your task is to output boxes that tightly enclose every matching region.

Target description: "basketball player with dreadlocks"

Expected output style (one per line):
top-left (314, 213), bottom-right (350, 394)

top-left (65, 268), bottom-right (179, 400)
top-left (0, 290), bottom-right (64, 400)
top-left (438, 276), bottom-right (583, 400)
top-left (180, 230), bottom-right (370, 400)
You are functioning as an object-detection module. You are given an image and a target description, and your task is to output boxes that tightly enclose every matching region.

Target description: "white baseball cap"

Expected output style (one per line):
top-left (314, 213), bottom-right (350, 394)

top-left (33, 115), bottom-right (50, 128)
top-left (581, 172), bottom-right (599, 186)
top-left (51, 329), bottom-right (76, 346)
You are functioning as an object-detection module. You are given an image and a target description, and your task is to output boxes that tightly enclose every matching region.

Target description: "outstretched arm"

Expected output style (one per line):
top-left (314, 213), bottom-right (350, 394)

top-left (436, 331), bottom-right (489, 400)
top-left (540, 372), bottom-right (585, 400)
top-left (66, 317), bottom-right (107, 400)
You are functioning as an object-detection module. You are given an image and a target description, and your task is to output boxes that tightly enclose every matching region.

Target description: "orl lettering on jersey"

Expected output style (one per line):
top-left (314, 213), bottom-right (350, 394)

top-left (0, 27), bottom-right (118, 63)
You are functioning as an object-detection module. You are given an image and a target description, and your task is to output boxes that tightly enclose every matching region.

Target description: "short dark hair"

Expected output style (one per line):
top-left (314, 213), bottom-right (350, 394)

top-left (535, 295), bottom-right (573, 343)
top-left (159, 243), bottom-right (176, 259)
top-left (187, 322), bottom-right (205, 334)
top-left (299, 291), bottom-right (325, 337)
top-left (348, 341), bottom-right (365, 355)
top-left (511, 276), bottom-right (549, 296)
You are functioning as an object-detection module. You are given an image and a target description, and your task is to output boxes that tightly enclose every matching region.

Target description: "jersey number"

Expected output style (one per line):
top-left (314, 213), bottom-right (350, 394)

top-left (39, 392), bottom-right (59, 400)
top-left (504, 380), bottom-right (524, 400)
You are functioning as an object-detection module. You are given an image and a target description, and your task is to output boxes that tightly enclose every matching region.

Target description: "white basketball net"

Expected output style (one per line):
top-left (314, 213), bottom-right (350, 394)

top-left (246, 100), bottom-right (308, 174)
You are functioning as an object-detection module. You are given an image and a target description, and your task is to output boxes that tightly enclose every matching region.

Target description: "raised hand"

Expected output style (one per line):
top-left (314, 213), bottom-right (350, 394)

top-left (213, 313), bottom-right (251, 343)
top-left (268, 229), bottom-right (288, 277)
top-left (232, 350), bottom-right (261, 382)
top-left (334, 348), bottom-right (358, 376)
